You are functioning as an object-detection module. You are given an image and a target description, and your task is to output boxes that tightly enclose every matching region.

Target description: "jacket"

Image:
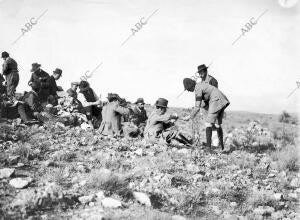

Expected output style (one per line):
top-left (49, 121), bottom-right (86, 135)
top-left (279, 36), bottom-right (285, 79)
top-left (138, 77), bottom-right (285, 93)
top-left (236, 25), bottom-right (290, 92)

top-left (144, 109), bottom-right (174, 139)
top-left (2, 57), bottom-right (18, 76)
top-left (99, 101), bottom-right (130, 136)
top-left (129, 105), bottom-right (148, 126)
top-left (194, 82), bottom-right (229, 114)
top-left (22, 90), bottom-right (43, 112)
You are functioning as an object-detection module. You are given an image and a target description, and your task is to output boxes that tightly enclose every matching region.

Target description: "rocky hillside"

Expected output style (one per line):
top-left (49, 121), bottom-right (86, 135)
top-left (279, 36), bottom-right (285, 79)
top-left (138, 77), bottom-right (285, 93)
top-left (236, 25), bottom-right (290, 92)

top-left (0, 109), bottom-right (299, 220)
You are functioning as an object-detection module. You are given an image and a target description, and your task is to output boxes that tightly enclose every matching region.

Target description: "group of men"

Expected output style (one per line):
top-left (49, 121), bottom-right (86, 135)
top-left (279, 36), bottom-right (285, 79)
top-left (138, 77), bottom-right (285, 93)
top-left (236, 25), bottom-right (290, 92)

top-left (0, 50), bottom-right (230, 152)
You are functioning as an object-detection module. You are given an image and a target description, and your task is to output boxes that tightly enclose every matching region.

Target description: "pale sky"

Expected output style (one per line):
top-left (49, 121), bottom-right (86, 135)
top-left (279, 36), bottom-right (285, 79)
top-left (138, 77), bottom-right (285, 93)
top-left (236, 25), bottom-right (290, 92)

top-left (0, 0), bottom-right (299, 114)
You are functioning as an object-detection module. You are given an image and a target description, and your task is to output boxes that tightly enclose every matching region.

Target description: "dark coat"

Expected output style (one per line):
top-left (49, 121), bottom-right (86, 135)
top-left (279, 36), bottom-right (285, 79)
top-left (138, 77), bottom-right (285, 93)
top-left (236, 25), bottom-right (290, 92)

top-left (28, 69), bottom-right (51, 102)
top-left (129, 105), bottom-right (148, 126)
top-left (22, 90), bottom-right (43, 112)
top-left (2, 57), bottom-right (18, 76)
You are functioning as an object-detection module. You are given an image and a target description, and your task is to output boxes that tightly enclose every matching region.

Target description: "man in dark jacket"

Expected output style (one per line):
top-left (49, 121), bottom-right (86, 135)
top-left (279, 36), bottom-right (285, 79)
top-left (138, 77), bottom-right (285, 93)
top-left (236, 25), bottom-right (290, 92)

top-left (197, 64), bottom-right (218, 88)
top-left (182, 78), bottom-right (229, 152)
top-left (1, 51), bottom-right (19, 98)
top-left (28, 63), bottom-right (51, 103)
top-left (78, 81), bottom-right (102, 127)
top-left (48, 68), bottom-right (63, 105)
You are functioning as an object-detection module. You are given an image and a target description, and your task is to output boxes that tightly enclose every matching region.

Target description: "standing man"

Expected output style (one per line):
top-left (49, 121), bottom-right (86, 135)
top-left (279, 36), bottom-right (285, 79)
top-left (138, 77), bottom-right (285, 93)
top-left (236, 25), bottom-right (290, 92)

top-left (28, 63), bottom-right (51, 103)
top-left (1, 51), bottom-right (19, 99)
top-left (99, 93), bottom-right (130, 137)
top-left (182, 78), bottom-right (229, 152)
top-left (197, 64), bottom-right (218, 88)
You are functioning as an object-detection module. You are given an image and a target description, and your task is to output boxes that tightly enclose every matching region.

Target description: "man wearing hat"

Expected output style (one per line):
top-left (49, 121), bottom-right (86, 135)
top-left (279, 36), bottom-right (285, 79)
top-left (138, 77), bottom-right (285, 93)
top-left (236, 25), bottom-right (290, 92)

top-left (99, 93), bottom-right (131, 136)
top-left (49, 68), bottom-right (63, 97)
top-left (144, 98), bottom-right (192, 145)
top-left (1, 51), bottom-right (19, 98)
top-left (130, 98), bottom-right (148, 127)
top-left (28, 63), bottom-right (51, 103)
top-left (182, 78), bottom-right (230, 152)
top-left (47, 68), bottom-right (63, 106)
top-left (67, 82), bottom-right (79, 99)
top-left (78, 80), bottom-right (102, 127)
top-left (197, 64), bottom-right (218, 88)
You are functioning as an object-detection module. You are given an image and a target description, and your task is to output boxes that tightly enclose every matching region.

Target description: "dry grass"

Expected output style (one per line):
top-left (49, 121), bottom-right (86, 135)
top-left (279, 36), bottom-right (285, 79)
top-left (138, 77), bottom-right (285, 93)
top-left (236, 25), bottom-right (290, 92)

top-left (271, 145), bottom-right (299, 172)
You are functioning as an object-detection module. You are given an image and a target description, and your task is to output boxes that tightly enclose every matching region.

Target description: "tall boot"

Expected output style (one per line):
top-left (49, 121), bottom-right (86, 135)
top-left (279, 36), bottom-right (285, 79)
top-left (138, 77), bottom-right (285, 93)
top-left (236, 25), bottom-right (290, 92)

top-left (217, 127), bottom-right (224, 150)
top-left (175, 133), bottom-right (193, 146)
top-left (205, 127), bottom-right (212, 152)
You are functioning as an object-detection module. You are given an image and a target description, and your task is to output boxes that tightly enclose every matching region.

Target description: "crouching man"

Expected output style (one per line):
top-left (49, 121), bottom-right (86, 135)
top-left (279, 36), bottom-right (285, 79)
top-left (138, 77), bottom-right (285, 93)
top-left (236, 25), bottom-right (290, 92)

top-left (99, 93), bottom-right (131, 137)
top-left (144, 98), bottom-right (192, 146)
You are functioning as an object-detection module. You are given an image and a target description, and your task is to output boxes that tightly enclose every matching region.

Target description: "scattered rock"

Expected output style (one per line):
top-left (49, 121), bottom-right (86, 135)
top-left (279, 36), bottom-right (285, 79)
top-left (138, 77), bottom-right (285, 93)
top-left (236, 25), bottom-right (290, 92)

top-left (172, 215), bottom-right (186, 220)
top-left (79, 195), bottom-right (96, 204)
top-left (287, 192), bottom-right (298, 200)
top-left (133, 192), bottom-right (151, 207)
top-left (101, 197), bottom-right (122, 208)
top-left (273, 193), bottom-right (283, 201)
top-left (96, 191), bottom-right (105, 200)
top-left (0, 168), bottom-right (15, 179)
top-left (230, 202), bottom-right (238, 208)
top-left (134, 149), bottom-right (143, 156)
top-left (290, 178), bottom-right (299, 188)
top-left (8, 156), bottom-right (20, 165)
top-left (210, 205), bottom-right (222, 215)
top-left (9, 177), bottom-right (32, 189)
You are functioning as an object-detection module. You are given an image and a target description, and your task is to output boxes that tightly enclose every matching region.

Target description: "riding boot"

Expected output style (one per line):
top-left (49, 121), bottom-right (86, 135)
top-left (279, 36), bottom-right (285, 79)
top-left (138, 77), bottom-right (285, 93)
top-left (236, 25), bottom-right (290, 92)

top-left (175, 133), bottom-right (193, 146)
top-left (205, 127), bottom-right (212, 152)
top-left (217, 127), bottom-right (224, 150)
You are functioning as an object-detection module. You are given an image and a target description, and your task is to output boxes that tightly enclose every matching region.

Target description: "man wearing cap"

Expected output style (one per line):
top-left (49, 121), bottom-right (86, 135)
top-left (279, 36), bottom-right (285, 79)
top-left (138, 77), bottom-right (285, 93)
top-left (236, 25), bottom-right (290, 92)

top-left (1, 51), bottom-right (19, 98)
top-left (67, 82), bottom-right (79, 99)
top-left (182, 78), bottom-right (230, 152)
top-left (144, 98), bottom-right (192, 145)
top-left (130, 98), bottom-right (148, 127)
top-left (78, 81), bottom-right (102, 127)
top-left (197, 64), bottom-right (218, 88)
top-left (99, 93), bottom-right (131, 136)
top-left (28, 63), bottom-right (51, 103)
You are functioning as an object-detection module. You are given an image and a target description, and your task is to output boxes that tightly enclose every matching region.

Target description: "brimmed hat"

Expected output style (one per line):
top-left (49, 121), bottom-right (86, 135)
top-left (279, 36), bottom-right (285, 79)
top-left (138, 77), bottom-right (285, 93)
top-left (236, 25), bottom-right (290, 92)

top-left (183, 78), bottom-right (196, 92)
top-left (197, 64), bottom-right (208, 73)
top-left (1, 51), bottom-right (9, 58)
top-left (79, 80), bottom-right (90, 92)
top-left (107, 93), bottom-right (120, 102)
top-left (31, 63), bottom-right (41, 72)
top-left (53, 68), bottom-right (62, 75)
top-left (135, 98), bottom-right (145, 104)
top-left (71, 82), bottom-right (79, 86)
top-left (155, 98), bottom-right (168, 108)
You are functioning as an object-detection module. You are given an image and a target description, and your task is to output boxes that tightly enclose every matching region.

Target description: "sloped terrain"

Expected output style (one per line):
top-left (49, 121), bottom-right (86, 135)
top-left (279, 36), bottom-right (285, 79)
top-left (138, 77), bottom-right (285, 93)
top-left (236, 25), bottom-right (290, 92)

top-left (0, 109), bottom-right (299, 220)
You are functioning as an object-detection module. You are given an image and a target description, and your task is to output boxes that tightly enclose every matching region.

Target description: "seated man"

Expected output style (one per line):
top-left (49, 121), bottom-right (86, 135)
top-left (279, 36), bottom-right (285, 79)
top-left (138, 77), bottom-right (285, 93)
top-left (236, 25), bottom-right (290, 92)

top-left (144, 98), bottom-right (192, 146)
top-left (124, 98), bottom-right (148, 137)
top-left (48, 68), bottom-right (63, 105)
top-left (99, 93), bottom-right (131, 137)
top-left (28, 63), bottom-right (51, 104)
top-left (0, 85), bottom-right (37, 124)
top-left (66, 82), bottom-right (79, 99)
top-left (77, 81), bottom-right (102, 128)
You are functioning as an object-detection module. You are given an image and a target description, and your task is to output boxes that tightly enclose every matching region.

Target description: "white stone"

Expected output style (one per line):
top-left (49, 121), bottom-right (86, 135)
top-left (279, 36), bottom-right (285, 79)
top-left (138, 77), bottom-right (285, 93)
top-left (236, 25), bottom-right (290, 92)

top-left (96, 191), bottom-right (105, 200)
top-left (133, 192), bottom-right (151, 207)
top-left (9, 177), bottom-right (32, 189)
top-left (101, 197), bottom-right (122, 208)
top-left (210, 205), bottom-right (222, 215)
top-left (0, 168), bottom-right (15, 179)
top-left (172, 215), bottom-right (186, 220)
top-left (274, 193), bottom-right (283, 201)
top-left (79, 195), bottom-right (96, 204)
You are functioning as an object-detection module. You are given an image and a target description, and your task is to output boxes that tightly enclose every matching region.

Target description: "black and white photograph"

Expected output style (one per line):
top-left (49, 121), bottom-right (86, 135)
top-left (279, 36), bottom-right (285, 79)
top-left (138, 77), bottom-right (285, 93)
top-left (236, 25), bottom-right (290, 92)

top-left (0, 0), bottom-right (299, 219)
